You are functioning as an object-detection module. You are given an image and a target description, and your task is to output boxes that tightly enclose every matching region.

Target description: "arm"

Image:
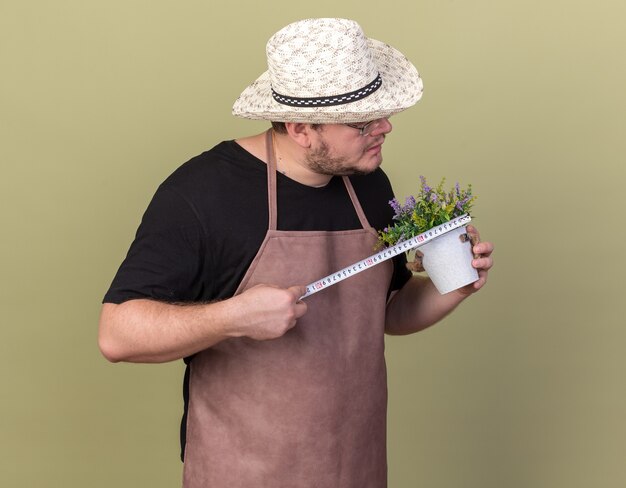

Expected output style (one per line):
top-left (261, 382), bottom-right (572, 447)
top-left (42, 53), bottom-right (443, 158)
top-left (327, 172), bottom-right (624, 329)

top-left (385, 225), bottom-right (494, 335)
top-left (98, 284), bottom-right (307, 364)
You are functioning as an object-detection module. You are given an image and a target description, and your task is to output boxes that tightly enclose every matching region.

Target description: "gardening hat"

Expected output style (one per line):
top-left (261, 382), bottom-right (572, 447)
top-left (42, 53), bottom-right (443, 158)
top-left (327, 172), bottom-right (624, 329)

top-left (232, 18), bottom-right (423, 124)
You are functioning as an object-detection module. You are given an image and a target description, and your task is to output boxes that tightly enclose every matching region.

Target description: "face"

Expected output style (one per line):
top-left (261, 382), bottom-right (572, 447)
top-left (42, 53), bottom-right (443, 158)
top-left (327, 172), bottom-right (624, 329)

top-left (303, 119), bottom-right (393, 176)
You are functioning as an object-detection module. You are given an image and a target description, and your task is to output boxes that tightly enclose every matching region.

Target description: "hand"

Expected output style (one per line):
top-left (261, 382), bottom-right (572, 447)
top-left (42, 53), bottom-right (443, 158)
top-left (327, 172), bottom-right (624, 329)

top-left (457, 225), bottom-right (494, 296)
top-left (229, 284), bottom-right (308, 340)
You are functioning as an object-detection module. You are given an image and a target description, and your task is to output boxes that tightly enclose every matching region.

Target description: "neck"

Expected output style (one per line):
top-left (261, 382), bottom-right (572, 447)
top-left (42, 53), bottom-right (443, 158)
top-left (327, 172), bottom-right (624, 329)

top-left (272, 131), bottom-right (332, 188)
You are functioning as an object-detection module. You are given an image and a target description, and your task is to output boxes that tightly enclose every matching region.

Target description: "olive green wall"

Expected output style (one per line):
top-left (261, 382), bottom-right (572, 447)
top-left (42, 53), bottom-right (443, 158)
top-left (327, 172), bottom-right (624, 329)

top-left (2, 0), bottom-right (624, 486)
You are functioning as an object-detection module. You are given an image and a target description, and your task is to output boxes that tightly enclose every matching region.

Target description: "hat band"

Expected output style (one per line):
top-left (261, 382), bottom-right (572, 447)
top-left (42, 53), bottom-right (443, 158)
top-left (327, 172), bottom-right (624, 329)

top-left (271, 74), bottom-right (382, 107)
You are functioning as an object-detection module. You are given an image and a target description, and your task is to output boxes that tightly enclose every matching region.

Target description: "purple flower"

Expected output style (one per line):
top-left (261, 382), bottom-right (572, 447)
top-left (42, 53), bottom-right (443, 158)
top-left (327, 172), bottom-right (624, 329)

top-left (456, 195), bottom-right (471, 212)
top-left (419, 175), bottom-right (431, 194)
top-left (389, 198), bottom-right (402, 217)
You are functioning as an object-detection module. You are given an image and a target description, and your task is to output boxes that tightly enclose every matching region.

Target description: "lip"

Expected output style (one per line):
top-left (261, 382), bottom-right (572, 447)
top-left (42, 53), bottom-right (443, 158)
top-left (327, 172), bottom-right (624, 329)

top-left (367, 136), bottom-right (385, 149)
top-left (367, 142), bottom-right (383, 154)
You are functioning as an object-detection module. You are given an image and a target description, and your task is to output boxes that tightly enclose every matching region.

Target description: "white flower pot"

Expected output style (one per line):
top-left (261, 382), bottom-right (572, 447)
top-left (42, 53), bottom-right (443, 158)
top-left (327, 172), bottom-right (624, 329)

top-left (420, 225), bottom-right (479, 294)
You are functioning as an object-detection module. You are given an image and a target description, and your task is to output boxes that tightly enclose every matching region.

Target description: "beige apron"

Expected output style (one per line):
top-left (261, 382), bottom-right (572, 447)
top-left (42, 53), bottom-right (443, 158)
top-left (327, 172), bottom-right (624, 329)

top-left (183, 131), bottom-right (393, 488)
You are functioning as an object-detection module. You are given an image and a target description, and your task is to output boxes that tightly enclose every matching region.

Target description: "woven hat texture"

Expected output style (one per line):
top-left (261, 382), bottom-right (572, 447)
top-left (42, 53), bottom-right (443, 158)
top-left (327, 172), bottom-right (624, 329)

top-left (232, 18), bottom-right (423, 123)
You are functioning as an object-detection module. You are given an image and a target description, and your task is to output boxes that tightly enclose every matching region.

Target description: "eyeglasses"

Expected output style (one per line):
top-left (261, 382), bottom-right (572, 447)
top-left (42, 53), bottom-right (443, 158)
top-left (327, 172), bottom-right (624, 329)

top-left (344, 119), bottom-right (386, 136)
top-left (344, 119), bottom-right (382, 136)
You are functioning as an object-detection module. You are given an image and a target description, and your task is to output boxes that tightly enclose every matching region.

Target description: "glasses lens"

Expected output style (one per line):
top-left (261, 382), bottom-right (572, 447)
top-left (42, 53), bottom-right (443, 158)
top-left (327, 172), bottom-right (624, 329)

top-left (361, 120), bottom-right (374, 136)
top-left (345, 119), bottom-right (385, 136)
top-left (361, 119), bottom-right (382, 136)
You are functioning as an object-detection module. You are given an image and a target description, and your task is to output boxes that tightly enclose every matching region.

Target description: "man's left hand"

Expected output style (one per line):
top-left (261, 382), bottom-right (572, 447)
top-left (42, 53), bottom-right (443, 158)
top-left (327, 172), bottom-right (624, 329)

top-left (457, 225), bottom-right (494, 296)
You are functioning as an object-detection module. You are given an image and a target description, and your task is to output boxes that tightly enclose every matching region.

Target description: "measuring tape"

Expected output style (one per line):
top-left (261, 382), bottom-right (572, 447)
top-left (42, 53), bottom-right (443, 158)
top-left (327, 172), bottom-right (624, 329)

top-left (301, 214), bottom-right (472, 299)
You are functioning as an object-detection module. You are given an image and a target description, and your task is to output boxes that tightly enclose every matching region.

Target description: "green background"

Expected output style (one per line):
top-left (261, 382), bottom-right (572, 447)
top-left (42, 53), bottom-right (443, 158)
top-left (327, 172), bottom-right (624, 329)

top-left (2, 0), bottom-right (624, 486)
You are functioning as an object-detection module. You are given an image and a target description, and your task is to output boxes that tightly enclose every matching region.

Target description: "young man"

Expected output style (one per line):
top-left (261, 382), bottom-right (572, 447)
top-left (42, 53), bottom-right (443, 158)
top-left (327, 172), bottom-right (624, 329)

top-left (99, 18), bottom-right (494, 487)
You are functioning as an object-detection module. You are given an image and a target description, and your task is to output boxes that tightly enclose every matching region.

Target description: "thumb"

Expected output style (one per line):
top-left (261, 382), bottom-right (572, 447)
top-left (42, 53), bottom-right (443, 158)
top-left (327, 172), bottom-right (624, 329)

top-left (286, 285), bottom-right (308, 319)
top-left (287, 285), bottom-right (307, 302)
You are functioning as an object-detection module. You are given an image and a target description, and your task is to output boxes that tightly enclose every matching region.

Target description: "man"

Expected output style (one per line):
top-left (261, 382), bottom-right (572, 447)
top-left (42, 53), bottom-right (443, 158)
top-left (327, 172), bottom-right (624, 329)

top-left (99, 18), bottom-right (494, 487)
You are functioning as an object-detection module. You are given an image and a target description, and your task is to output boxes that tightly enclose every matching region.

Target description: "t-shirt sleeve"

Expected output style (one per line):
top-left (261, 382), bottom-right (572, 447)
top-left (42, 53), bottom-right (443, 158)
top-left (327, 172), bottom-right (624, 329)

top-left (102, 185), bottom-right (207, 304)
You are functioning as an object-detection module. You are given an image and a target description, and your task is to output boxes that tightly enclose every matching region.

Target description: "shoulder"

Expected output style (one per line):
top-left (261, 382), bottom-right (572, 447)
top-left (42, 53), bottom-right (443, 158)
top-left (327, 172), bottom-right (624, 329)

top-left (155, 140), bottom-right (267, 210)
top-left (136, 141), bottom-right (267, 233)
top-left (163, 140), bottom-right (264, 190)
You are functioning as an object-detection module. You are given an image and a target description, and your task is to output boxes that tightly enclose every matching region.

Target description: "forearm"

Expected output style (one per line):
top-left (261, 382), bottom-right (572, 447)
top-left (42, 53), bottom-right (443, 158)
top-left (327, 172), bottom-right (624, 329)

top-left (384, 276), bottom-right (467, 335)
top-left (98, 298), bottom-right (235, 363)
top-left (98, 284), bottom-right (308, 364)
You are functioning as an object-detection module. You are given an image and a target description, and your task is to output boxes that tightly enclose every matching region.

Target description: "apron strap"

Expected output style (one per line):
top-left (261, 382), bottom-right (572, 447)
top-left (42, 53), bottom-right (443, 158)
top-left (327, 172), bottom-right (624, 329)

top-left (341, 176), bottom-right (373, 230)
top-left (265, 129), bottom-right (278, 231)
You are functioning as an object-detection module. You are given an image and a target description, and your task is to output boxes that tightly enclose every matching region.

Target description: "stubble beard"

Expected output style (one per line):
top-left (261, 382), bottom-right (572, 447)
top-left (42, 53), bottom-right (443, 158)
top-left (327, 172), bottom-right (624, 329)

top-left (304, 140), bottom-right (378, 177)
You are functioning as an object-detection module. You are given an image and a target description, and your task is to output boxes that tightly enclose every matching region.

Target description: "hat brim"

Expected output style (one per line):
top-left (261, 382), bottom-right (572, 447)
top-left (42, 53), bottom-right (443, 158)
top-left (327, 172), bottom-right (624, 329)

top-left (232, 39), bottom-right (423, 124)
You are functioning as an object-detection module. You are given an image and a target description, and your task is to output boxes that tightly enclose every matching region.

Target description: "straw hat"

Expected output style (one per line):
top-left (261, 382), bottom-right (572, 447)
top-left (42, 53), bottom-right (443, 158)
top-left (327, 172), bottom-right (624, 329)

top-left (232, 18), bottom-right (423, 124)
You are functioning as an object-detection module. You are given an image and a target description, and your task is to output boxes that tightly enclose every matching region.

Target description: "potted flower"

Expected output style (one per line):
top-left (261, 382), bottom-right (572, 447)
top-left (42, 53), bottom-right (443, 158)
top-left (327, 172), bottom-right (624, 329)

top-left (379, 176), bottom-right (479, 294)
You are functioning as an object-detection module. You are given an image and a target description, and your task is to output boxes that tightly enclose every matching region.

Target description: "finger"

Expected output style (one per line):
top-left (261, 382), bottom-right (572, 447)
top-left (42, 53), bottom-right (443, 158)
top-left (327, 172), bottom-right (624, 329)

top-left (286, 285), bottom-right (308, 319)
top-left (466, 226), bottom-right (495, 258)
top-left (465, 226), bottom-right (481, 258)
top-left (406, 250), bottom-right (425, 272)
top-left (474, 241), bottom-right (494, 257)
top-left (294, 300), bottom-right (308, 318)
top-left (287, 285), bottom-right (308, 301)
top-left (472, 256), bottom-right (493, 271)
top-left (466, 225), bottom-right (481, 241)
top-left (472, 275), bottom-right (487, 291)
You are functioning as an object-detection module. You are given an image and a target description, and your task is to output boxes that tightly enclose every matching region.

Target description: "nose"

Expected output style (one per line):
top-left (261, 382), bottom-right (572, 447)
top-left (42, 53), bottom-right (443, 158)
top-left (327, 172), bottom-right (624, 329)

top-left (370, 118), bottom-right (392, 136)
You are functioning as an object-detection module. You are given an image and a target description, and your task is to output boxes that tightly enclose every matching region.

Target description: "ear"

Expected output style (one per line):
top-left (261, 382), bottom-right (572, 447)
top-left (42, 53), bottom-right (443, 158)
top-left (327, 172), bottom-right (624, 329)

top-left (284, 122), bottom-right (315, 148)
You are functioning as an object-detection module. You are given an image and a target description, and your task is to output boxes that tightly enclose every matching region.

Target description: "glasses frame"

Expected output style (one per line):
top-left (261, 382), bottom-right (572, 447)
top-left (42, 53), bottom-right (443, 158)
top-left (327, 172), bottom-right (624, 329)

top-left (344, 119), bottom-right (382, 136)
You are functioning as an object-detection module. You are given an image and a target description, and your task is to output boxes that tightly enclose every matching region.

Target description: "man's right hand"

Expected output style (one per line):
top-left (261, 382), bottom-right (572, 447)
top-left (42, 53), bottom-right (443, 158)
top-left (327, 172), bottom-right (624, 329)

top-left (227, 284), bottom-right (308, 341)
